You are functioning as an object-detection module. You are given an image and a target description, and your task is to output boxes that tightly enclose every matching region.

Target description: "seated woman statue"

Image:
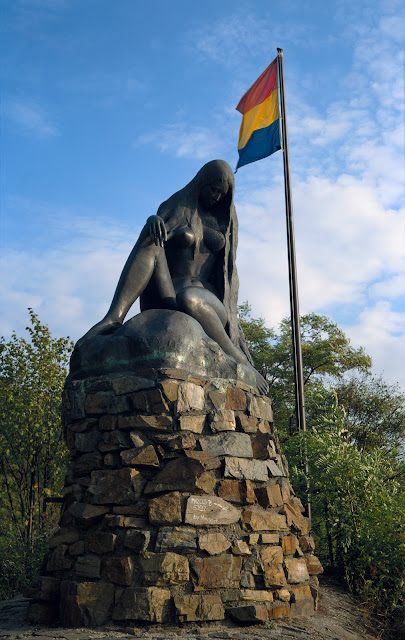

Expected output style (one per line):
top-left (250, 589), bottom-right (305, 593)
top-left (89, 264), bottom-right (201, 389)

top-left (77, 159), bottom-right (268, 394)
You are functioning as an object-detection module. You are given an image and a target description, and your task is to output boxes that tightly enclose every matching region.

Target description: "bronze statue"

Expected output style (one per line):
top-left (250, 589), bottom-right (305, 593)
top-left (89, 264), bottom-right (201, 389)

top-left (75, 160), bottom-right (268, 394)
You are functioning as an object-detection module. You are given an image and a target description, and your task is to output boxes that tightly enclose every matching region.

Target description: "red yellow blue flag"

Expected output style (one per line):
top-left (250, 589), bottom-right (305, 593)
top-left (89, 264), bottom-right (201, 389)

top-left (236, 58), bottom-right (281, 170)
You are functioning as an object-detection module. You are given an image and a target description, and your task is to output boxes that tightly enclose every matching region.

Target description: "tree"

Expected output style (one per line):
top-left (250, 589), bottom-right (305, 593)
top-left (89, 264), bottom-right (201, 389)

top-left (239, 303), bottom-right (372, 438)
top-left (335, 374), bottom-right (405, 456)
top-left (0, 309), bottom-right (73, 597)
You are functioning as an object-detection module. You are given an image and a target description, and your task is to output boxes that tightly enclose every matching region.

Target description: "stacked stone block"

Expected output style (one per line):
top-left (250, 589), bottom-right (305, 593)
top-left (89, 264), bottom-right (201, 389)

top-left (28, 368), bottom-right (323, 628)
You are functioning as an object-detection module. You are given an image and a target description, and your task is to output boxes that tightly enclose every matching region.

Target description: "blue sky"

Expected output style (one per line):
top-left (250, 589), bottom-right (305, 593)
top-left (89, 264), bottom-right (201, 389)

top-left (1, 0), bottom-right (404, 387)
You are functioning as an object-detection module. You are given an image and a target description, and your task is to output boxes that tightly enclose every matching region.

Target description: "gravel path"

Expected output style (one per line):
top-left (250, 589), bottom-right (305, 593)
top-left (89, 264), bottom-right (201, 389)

top-left (0, 576), bottom-right (387, 640)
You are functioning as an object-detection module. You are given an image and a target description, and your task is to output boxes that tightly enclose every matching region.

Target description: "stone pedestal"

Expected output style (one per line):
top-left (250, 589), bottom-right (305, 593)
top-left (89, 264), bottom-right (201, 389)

top-left (28, 367), bottom-right (322, 628)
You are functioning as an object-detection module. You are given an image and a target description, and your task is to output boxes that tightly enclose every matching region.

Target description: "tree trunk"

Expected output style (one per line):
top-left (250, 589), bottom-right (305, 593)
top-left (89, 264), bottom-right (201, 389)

top-left (324, 501), bottom-right (335, 569)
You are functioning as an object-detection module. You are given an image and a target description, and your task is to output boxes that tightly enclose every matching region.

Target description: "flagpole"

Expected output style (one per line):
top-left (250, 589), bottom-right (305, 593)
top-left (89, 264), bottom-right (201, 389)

top-left (277, 48), bottom-right (311, 521)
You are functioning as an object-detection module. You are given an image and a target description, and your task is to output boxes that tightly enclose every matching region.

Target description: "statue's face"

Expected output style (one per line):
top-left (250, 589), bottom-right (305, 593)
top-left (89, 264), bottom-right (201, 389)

top-left (200, 179), bottom-right (228, 208)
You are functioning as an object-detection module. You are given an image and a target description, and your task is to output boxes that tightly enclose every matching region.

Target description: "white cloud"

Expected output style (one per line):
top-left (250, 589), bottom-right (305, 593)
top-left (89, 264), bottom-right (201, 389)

top-left (186, 13), bottom-right (271, 67)
top-left (19, 0), bottom-right (67, 9)
top-left (346, 136), bottom-right (405, 209)
top-left (137, 124), bottom-right (224, 160)
top-left (344, 302), bottom-right (405, 387)
top-left (186, 11), bottom-right (322, 69)
top-left (369, 274), bottom-right (405, 300)
top-left (3, 99), bottom-right (58, 138)
top-left (235, 169), bottom-right (405, 387)
top-left (0, 214), bottom-right (138, 342)
top-left (57, 70), bottom-right (148, 108)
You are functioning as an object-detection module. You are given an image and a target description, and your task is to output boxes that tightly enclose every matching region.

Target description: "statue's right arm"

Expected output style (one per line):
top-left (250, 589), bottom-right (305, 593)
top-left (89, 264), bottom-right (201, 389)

top-left (145, 215), bottom-right (167, 247)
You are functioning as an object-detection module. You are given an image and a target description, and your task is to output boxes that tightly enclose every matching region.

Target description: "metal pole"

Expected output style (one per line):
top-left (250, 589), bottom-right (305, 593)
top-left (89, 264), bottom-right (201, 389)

top-left (277, 48), bottom-right (311, 521)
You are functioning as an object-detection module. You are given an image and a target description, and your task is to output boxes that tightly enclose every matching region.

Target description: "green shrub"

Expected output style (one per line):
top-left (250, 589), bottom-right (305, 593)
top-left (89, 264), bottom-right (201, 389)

top-left (0, 532), bottom-right (49, 600)
top-left (0, 310), bottom-right (72, 599)
top-left (287, 390), bottom-right (405, 619)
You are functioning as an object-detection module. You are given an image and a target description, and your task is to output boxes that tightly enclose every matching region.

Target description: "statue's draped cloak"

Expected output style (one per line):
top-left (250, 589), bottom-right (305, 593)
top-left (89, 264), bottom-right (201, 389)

top-left (140, 159), bottom-right (252, 363)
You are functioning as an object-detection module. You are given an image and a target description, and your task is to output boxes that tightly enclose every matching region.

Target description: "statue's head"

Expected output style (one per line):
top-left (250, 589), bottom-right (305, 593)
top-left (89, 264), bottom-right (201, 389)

top-left (196, 159), bottom-right (235, 214)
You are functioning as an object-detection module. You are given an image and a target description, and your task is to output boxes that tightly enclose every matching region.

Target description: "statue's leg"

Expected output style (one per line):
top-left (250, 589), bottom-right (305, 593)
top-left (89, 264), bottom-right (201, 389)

top-left (150, 246), bottom-right (178, 310)
top-left (177, 287), bottom-right (269, 395)
top-left (108, 234), bottom-right (175, 323)
top-left (76, 231), bottom-right (175, 346)
top-left (176, 287), bottom-right (247, 364)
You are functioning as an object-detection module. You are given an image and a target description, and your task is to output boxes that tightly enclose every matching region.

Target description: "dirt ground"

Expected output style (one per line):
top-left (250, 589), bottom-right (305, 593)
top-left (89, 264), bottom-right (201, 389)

top-left (0, 575), bottom-right (398, 640)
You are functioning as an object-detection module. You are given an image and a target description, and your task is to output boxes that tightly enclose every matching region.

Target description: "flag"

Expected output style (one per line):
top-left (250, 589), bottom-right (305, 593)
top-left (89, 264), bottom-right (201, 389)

top-left (236, 57), bottom-right (281, 170)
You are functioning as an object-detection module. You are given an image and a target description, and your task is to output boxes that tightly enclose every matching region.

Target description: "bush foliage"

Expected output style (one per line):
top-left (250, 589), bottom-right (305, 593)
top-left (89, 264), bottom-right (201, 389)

top-left (290, 390), bottom-right (405, 619)
top-left (0, 310), bottom-right (73, 598)
top-left (239, 304), bottom-right (405, 624)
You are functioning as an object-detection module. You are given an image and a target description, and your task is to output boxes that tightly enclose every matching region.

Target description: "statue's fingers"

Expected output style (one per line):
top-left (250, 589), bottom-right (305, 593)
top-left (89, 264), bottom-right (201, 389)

top-left (158, 220), bottom-right (166, 246)
top-left (153, 222), bottom-right (159, 245)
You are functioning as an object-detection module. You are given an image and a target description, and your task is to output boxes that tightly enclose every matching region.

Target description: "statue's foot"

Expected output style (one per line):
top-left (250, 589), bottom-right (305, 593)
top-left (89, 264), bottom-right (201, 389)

top-left (75, 318), bottom-right (122, 350)
top-left (238, 361), bottom-right (269, 395)
top-left (252, 367), bottom-right (269, 395)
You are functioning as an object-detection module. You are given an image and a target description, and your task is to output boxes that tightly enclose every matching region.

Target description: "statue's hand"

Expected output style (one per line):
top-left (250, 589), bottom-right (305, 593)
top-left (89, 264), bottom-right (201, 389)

top-left (147, 215), bottom-right (167, 247)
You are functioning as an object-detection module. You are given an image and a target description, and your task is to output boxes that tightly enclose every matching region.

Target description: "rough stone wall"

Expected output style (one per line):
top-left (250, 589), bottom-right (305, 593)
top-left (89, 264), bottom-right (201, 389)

top-left (28, 368), bottom-right (323, 628)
